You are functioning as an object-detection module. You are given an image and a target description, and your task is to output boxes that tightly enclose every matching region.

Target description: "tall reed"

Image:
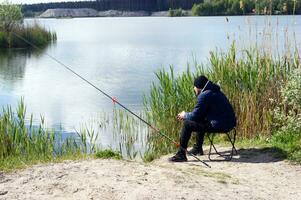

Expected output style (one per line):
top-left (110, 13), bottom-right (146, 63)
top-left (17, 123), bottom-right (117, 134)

top-left (143, 43), bottom-right (300, 158)
top-left (112, 108), bottom-right (148, 159)
top-left (0, 99), bottom-right (87, 171)
top-left (0, 23), bottom-right (56, 48)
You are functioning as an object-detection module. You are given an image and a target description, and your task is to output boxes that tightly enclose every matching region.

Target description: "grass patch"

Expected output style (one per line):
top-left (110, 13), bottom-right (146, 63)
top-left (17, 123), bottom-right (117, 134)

top-left (269, 131), bottom-right (301, 163)
top-left (0, 153), bottom-right (89, 172)
top-left (235, 136), bottom-right (269, 148)
top-left (142, 151), bottom-right (158, 162)
top-left (95, 149), bottom-right (122, 160)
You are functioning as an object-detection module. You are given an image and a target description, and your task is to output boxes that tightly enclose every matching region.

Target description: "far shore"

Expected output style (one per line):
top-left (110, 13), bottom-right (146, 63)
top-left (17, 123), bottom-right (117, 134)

top-left (27, 8), bottom-right (301, 19)
top-left (37, 8), bottom-right (170, 18)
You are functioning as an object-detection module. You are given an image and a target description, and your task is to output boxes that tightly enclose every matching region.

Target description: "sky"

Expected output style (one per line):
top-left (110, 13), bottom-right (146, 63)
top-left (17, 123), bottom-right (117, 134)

top-left (1, 0), bottom-right (87, 4)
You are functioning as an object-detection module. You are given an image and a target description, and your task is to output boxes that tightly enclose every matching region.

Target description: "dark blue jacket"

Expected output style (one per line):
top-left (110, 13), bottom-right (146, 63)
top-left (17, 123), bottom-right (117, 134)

top-left (184, 81), bottom-right (236, 131)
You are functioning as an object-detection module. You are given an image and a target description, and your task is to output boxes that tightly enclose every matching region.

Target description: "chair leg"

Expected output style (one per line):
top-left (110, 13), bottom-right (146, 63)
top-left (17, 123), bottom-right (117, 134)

top-left (207, 133), bottom-right (225, 160)
top-left (207, 129), bottom-right (237, 161)
top-left (226, 129), bottom-right (238, 155)
top-left (207, 133), bottom-right (214, 161)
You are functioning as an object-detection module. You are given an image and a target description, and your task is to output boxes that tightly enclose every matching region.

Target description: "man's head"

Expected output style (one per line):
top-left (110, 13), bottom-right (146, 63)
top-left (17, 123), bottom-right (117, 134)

top-left (193, 75), bottom-right (208, 96)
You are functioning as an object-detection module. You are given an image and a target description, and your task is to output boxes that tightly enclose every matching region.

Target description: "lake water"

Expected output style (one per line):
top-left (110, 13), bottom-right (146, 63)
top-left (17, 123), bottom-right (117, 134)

top-left (0, 16), bottom-right (300, 149)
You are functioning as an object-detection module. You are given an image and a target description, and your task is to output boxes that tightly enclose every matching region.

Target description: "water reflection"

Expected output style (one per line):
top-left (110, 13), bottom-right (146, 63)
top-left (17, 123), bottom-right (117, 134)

top-left (0, 50), bottom-right (27, 86)
top-left (0, 48), bottom-right (48, 86)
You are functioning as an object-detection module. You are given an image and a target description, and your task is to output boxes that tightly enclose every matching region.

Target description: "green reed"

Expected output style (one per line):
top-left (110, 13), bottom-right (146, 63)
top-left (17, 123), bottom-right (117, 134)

top-left (0, 99), bottom-right (92, 171)
top-left (112, 108), bottom-right (148, 160)
top-left (143, 43), bottom-right (300, 159)
top-left (0, 23), bottom-right (56, 48)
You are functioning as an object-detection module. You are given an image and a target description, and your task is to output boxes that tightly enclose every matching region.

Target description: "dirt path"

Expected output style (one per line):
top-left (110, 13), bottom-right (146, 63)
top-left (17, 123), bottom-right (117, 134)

top-left (0, 147), bottom-right (300, 200)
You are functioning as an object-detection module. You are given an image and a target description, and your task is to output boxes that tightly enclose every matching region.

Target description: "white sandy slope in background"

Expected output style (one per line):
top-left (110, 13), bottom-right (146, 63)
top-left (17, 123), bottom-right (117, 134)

top-left (1, 147), bottom-right (301, 200)
top-left (39, 8), bottom-right (168, 18)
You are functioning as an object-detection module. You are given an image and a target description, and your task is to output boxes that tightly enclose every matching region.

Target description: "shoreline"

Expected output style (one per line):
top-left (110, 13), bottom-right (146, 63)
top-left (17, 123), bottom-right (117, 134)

top-left (1, 148), bottom-right (300, 199)
top-left (34, 8), bottom-right (301, 19)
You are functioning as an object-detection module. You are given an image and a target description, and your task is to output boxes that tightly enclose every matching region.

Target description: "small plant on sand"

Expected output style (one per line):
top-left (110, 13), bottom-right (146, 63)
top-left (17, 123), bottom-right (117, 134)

top-left (95, 149), bottom-right (122, 160)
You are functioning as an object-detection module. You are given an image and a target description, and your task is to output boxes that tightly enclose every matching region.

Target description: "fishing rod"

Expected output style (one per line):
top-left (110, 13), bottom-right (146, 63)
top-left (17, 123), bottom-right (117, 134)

top-left (11, 32), bottom-right (211, 168)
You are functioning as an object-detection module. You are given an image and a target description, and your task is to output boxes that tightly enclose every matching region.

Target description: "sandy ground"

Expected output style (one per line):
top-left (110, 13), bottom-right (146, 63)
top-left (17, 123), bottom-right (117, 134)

top-left (0, 147), bottom-right (300, 200)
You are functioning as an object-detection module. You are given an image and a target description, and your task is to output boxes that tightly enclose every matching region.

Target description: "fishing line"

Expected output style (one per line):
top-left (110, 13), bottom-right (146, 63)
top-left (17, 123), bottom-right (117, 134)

top-left (11, 32), bottom-right (211, 168)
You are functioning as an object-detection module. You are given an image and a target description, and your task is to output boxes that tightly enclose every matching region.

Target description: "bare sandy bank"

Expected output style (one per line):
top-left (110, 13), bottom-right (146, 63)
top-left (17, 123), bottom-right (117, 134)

top-left (39, 9), bottom-right (169, 18)
top-left (0, 147), bottom-right (300, 200)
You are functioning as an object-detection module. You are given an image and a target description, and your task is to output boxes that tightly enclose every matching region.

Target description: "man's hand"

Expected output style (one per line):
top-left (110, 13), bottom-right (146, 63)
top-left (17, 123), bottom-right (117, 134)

top-left (177, 111), bottom-right (186, 121)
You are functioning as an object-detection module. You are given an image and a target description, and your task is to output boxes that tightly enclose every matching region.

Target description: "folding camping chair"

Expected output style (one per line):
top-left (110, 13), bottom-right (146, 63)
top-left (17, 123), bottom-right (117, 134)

top-left (206, 128), bottom-right (238, 161)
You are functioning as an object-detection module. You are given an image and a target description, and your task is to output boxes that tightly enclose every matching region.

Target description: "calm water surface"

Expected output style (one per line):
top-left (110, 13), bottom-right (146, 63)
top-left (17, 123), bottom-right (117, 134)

top-left (0, 16), bottom-right (300, 148)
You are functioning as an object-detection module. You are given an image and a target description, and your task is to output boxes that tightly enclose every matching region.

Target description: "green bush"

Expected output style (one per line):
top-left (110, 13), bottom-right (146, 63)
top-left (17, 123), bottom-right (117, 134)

top-left (168, 8), bottom-right (185, 17)
top-left (0, 1), bottom-right (22, 32)
top-left (192, 4), bottom-right (202, 16)
top-left (0, 2), bottom-right (56, 49)
top-left (271, 69), bottom-right (301, 163)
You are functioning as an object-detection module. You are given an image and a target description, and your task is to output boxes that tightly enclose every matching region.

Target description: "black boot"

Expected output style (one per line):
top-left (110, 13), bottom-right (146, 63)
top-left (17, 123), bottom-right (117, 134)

top-left (187, 144), bottom-right (204, 156)
top-left (188, 131), bottom-right (205, 155)
top-left (168, 149), bottom-right (188, 162)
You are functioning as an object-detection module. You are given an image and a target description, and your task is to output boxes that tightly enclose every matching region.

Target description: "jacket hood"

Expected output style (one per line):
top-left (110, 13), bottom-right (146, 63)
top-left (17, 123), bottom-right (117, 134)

top-left (202, 81), bottom-right (220, 92)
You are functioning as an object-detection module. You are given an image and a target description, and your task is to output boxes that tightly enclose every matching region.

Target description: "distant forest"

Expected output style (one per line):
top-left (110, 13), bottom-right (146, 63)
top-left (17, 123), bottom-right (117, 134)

top-left (22, 0), bottom-right (301, 16)
top-left (192, 0), bottom-right (301, 16)
top-left (22, 0), bottom-right (203, 14)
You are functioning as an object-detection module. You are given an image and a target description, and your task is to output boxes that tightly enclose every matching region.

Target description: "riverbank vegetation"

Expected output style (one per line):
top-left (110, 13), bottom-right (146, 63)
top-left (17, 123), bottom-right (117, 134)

top-left (0, 99), bottom-right (122, 172)
top-left (0, 100), bottom-right (77, 171)
top-left (168, 8), bottom-right (188, 17)
top-left (0, 2), bottom-right (56, 49)
top-left (143, 43), bottom-right (301, 163)
top-left (192, 0), bottom-right (301, 16)
top-left (0, 100), bottom-right (75, 171)
top-left (1, 44), bottom-right (299, 171)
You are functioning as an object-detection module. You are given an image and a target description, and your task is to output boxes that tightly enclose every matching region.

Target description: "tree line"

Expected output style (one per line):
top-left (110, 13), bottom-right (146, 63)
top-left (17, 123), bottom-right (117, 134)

top-left (192, 0), bottom-right (301, 16)
top-left (22, 0), bottom-right (203, 14)
top-left (21, 0), bottom-right (301, 16)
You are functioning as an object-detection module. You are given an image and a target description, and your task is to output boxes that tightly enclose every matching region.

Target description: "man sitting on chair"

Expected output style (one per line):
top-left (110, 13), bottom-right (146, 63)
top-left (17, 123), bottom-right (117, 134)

top-left (169, 75), bottom-right (236, 162)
